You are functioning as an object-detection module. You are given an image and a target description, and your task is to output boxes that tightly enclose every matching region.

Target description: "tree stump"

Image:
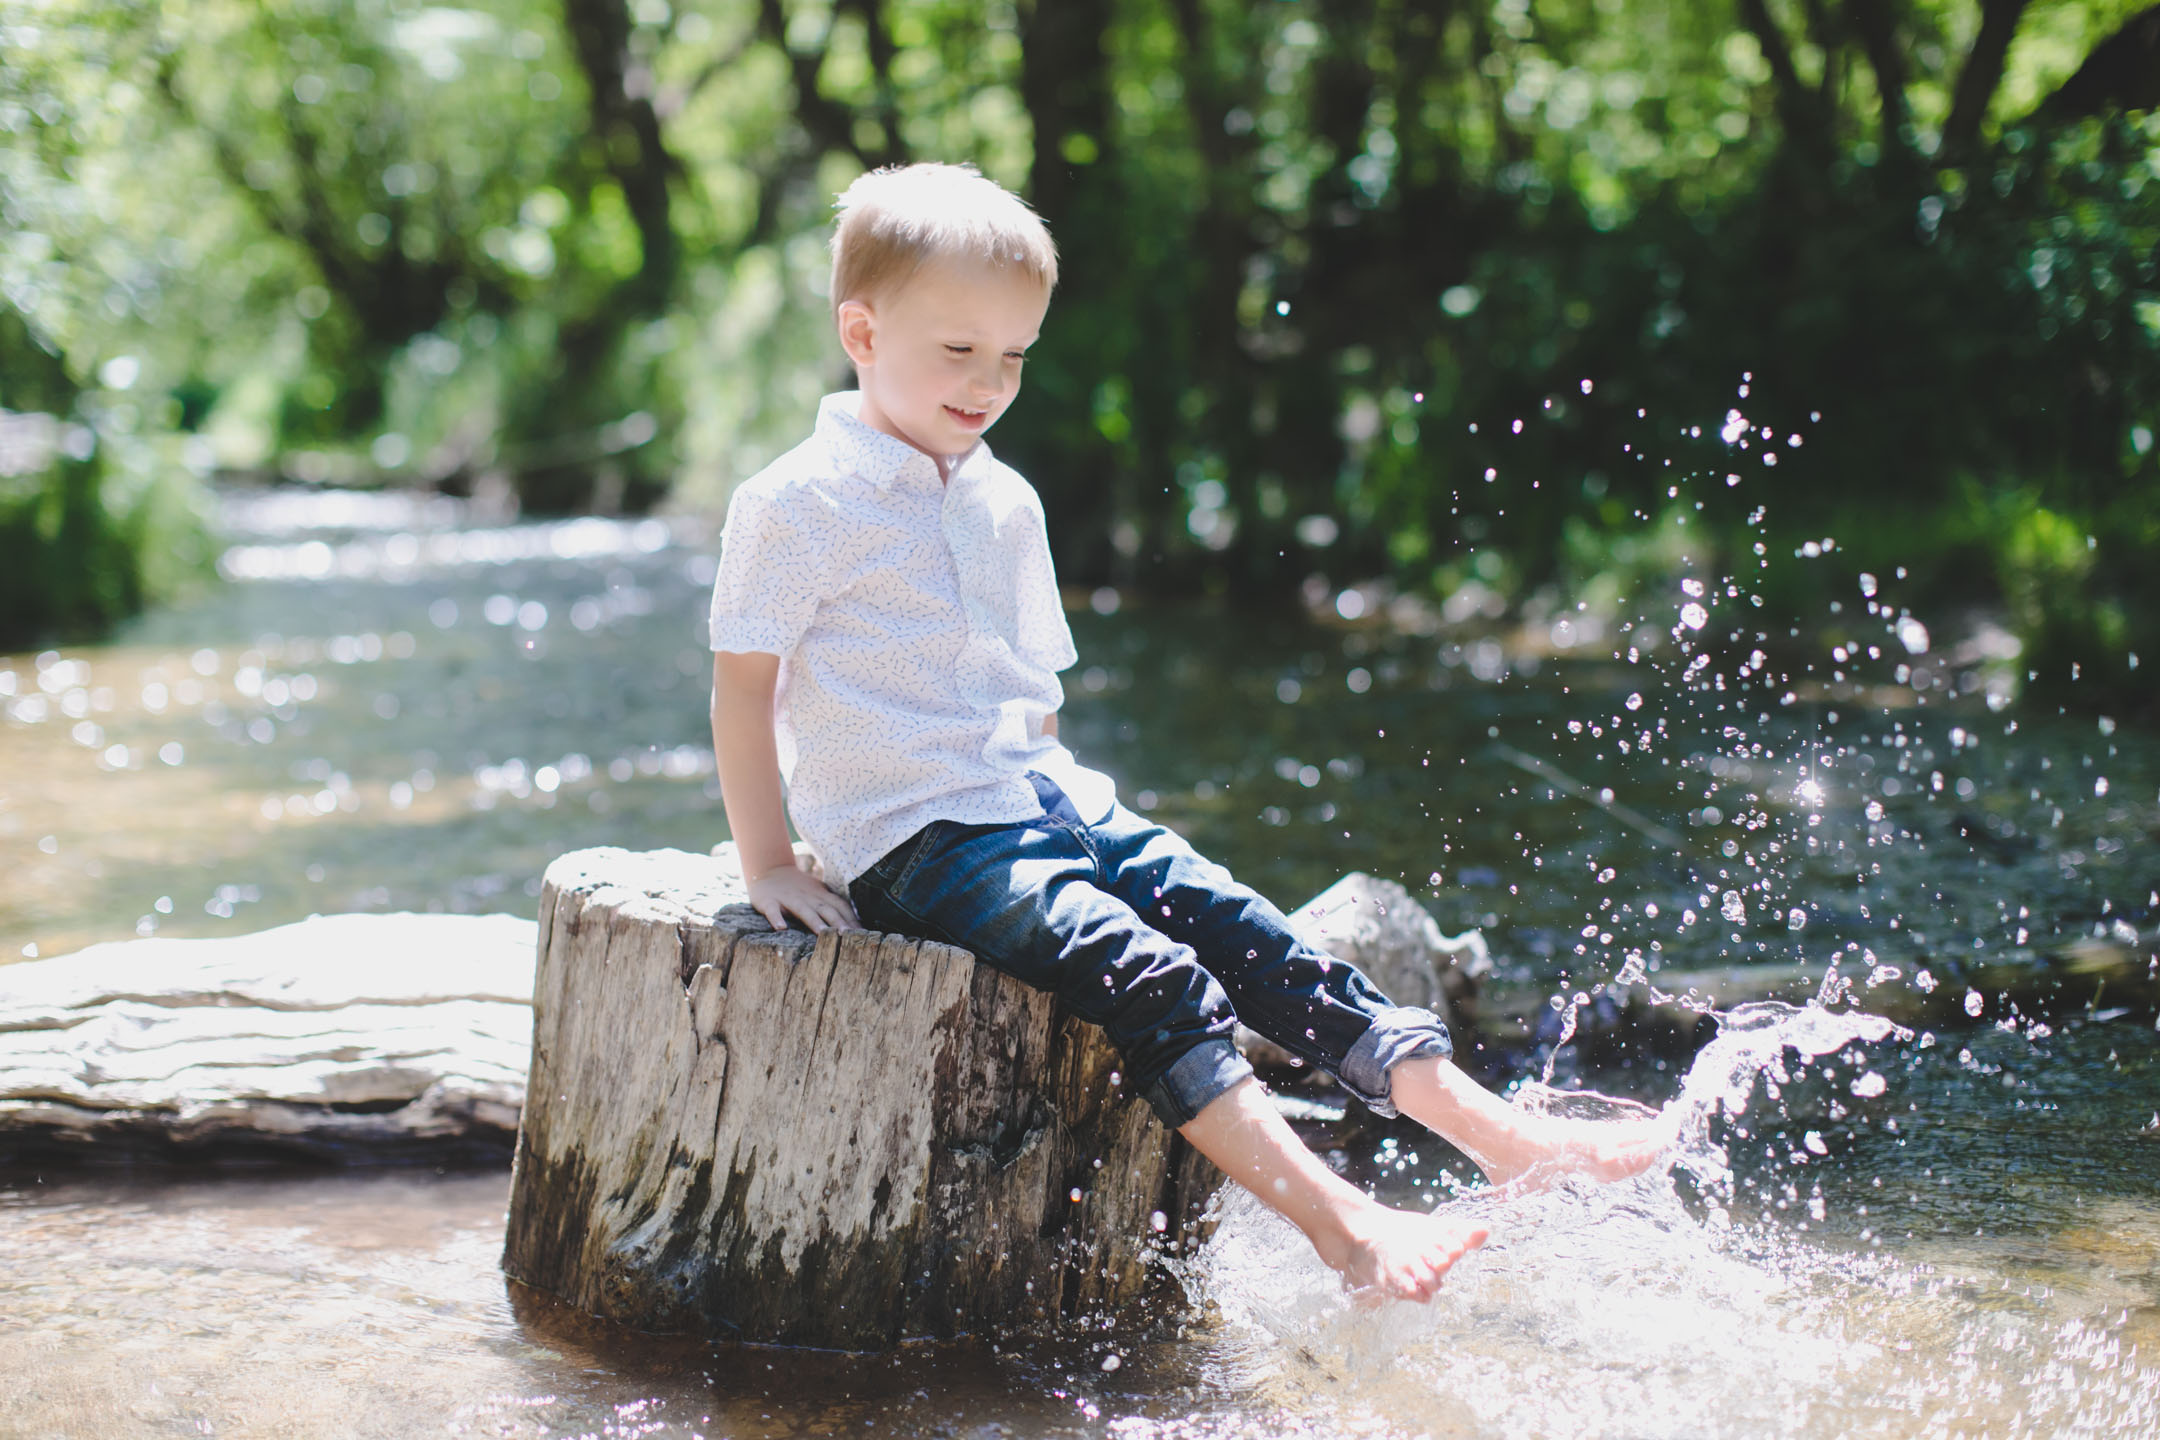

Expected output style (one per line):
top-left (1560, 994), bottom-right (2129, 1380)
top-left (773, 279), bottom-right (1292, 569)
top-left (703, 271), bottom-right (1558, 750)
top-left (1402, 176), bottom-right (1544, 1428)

top-left (501, 847), bottom-right (1222, 1349)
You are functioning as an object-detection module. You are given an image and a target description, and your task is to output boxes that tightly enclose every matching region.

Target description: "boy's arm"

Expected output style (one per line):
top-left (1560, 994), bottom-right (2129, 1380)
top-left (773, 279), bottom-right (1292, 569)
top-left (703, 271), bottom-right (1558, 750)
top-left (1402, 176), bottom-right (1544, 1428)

top-left (710, 651), bottom-right (859, 933)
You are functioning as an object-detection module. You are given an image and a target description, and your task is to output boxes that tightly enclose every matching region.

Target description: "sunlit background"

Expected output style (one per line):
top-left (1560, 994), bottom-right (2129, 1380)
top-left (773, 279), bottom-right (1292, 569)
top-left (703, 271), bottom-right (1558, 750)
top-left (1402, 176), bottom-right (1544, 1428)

top-left (4, 3), bottom-right (2160, 1438)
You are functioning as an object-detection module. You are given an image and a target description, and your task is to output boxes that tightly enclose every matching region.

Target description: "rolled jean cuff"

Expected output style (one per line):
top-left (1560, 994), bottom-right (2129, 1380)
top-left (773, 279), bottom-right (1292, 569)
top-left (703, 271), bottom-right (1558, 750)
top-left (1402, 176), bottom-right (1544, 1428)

top-left (1142, 1038), bottom-right (1254, 1129)
top-left (1338, 1006), bottom-right (1453, 1118)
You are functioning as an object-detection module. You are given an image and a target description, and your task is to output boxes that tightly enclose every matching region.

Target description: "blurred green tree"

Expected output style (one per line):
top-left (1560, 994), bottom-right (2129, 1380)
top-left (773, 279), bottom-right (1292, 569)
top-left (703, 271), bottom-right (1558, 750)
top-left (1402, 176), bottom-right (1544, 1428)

top-left (3, 0), bottom-right (2153, 706)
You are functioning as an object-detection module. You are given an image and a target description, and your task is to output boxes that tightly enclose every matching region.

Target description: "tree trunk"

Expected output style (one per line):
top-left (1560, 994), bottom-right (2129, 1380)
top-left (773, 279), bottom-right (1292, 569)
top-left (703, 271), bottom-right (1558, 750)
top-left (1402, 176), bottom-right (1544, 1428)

top-left (501, 847), bottom-right (1222, 1349)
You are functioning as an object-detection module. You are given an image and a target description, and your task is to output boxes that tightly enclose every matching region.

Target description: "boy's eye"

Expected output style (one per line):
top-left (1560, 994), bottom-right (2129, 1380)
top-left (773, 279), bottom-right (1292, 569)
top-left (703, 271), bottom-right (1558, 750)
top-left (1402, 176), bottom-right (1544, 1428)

top-left (1005, 351), bottom-right (1028, 362)
top-left (945, 345), bottom-right (971, 355)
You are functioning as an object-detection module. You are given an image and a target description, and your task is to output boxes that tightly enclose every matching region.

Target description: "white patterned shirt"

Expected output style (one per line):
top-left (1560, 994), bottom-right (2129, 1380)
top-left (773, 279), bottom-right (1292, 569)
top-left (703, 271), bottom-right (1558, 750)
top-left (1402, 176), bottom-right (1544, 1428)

top-left (707, 392), bottom-right (1117, 887)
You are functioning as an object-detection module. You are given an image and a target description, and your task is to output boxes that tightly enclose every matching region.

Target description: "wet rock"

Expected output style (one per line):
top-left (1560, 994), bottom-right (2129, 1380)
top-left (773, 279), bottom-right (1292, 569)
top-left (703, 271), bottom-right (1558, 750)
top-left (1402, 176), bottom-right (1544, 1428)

top-left (0, 912), bottom-right (537, 1164)
top-left (1474, 937), bottom-right (2160, 1078)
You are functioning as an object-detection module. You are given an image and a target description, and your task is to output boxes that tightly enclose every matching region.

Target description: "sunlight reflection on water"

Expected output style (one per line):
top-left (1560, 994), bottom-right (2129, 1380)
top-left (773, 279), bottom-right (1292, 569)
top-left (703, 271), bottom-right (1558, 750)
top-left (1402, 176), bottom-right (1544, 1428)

top-left (5, 1009), bottom-right (2154, 1439)
top-left (3, 486), bottom-right (2159, 1436)
top-left (1169, 1004), bottom-right (2159, 1440)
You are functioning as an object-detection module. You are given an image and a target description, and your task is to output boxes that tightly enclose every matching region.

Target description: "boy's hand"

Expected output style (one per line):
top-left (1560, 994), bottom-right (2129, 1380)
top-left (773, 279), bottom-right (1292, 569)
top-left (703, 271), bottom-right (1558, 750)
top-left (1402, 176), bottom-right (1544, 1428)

top-left (746, 863), bottom-right (860, 934)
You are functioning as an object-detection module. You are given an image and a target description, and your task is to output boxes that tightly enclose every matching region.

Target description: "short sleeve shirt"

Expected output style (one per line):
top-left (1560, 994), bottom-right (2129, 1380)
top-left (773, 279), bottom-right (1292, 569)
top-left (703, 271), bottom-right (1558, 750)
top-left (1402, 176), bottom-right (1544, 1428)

top-left (708, 391), bottom-right (1118, 887)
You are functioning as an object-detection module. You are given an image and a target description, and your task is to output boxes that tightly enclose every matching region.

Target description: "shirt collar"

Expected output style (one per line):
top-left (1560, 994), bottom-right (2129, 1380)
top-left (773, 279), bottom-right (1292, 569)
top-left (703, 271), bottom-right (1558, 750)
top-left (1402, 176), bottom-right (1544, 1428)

top-left (816, 391), bottom-right (992, 489)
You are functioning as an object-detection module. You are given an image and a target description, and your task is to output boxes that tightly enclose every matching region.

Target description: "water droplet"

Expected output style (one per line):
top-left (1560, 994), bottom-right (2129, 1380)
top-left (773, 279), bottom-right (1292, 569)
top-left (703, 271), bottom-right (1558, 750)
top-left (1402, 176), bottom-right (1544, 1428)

top-left (1720, 891), bottom-right (1746, 925)
top-left (1625, 692), bottom-right (1643, 711)
top-left (1680, 603), bottom-right (1708, 630)
top-left (1964, 989), bottom-right (1985, 1018)
top-left (1786, 908), bottom-right (1807, 931)
top-left (1850, 1072), bottom-right (1887, 1098)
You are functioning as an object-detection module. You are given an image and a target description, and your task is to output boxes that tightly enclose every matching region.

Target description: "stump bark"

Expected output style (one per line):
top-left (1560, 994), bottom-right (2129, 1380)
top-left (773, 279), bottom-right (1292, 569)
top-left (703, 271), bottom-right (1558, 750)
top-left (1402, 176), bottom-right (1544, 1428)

top-left (501, 847), bottom-right (1222, 1349)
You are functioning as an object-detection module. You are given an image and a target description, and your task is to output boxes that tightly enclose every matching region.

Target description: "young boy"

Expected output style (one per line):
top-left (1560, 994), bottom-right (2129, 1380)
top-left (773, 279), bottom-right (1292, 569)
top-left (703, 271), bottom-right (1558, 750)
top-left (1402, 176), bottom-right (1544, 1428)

top-left (708, 163), bottom-right (1668, 1303)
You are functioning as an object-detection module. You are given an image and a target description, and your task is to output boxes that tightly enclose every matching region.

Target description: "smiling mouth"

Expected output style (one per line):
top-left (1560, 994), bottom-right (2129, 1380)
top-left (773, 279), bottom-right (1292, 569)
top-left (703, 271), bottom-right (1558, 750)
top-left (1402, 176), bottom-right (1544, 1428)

top-left (945, 405), bottom-right (989, 426)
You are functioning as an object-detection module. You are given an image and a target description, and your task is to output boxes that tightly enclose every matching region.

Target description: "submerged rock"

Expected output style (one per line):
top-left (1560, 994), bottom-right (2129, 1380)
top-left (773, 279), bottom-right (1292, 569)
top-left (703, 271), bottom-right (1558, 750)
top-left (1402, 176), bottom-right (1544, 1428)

top-left (0, 912), bottom-right (537, 1164)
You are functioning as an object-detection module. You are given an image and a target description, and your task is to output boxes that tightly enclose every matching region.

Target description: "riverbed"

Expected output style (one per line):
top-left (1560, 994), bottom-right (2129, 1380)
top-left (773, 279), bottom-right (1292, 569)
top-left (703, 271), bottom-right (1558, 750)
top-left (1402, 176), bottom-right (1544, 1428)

top-left (2, 489), bottom-right (2156, 1437)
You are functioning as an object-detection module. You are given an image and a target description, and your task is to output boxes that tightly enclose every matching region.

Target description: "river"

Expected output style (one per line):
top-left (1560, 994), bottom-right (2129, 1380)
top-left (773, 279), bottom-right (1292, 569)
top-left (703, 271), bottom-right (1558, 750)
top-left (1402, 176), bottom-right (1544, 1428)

top-left (2, 489), bottom-right (2156, 1437)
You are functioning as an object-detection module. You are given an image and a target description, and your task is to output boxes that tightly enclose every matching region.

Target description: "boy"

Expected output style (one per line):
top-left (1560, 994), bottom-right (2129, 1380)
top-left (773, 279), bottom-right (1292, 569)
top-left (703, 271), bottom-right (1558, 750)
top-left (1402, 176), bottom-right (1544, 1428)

top-left (709, 163), bottom-right (1668, 1303)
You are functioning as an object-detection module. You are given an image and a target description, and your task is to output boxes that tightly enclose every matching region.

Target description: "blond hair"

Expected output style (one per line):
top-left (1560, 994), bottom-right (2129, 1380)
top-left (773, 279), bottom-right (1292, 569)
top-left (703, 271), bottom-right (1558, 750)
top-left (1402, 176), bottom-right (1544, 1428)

top-left (830, 163), bottom-right (1058, 313)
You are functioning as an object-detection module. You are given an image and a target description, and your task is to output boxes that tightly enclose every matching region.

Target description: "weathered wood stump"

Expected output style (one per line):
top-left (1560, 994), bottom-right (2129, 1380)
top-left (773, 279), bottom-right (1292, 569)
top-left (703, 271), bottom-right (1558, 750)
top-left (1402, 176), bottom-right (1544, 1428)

top-left (502, 847), bottom-right (1222, 1349)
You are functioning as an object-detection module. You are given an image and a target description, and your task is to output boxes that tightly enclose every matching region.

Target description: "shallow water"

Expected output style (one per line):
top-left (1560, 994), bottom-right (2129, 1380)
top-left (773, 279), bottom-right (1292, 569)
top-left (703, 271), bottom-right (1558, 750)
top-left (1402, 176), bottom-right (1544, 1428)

top-left (4, 488), bottom-right (2152, 990)
top-left (4, 487), bottom-right (2159, 1436)
top-left (3, 1011), bottom-right (2155, 1439)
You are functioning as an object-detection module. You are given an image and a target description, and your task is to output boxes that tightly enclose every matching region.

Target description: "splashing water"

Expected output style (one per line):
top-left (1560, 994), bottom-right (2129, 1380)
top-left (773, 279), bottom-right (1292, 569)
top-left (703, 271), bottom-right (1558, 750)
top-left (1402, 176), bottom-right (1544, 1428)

top-left (1661, 1000), bottom-right (1903, 1209)
top-left (1181, 1002), bottom-right (2157, 1440)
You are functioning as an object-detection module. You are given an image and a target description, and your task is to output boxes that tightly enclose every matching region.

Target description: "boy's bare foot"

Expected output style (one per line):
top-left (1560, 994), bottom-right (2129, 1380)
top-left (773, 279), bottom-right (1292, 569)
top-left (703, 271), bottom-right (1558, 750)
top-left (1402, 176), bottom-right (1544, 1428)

top-left (1317, 1200), bottom-right (1489, 1302)
top-left (1464, 1106), bottom-right (1675, 1190)
top-left (1179, 1078), bottom-right (1489, 1304)
top-left (1391, 1057), bottom-right (1677, 1192)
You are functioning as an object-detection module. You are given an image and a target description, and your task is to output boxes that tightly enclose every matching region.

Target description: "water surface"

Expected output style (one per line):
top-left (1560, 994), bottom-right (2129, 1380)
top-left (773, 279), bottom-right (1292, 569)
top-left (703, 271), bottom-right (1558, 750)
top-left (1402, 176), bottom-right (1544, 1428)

top-left (3, 488), bottom-right (2157, 1437)
top-left (3, 1012), bottom-right (2154, 1439)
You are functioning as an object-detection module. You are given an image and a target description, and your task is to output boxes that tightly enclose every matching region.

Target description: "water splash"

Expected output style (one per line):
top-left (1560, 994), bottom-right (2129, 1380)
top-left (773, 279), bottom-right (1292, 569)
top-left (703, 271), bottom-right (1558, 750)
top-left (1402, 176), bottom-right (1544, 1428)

top-left (1181, 1002), bottom-right (2156, 1440)
top-left (1662, 1000), bottom-right (1904, 1210)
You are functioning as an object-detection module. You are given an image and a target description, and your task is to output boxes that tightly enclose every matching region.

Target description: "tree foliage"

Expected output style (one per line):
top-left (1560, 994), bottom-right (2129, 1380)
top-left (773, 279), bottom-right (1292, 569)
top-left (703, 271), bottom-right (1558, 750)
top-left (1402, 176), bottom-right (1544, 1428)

top-left (1, 0), bottom-right (2154, 704)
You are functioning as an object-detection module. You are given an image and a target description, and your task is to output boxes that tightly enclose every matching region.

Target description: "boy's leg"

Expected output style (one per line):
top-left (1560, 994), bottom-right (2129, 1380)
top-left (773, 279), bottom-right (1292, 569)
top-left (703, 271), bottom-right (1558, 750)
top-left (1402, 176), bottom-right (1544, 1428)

top-left (1075, 791), bottom-right (1673, 1187)
top-left (847, 805), bottom-right (1484, 1299)
top-left (1387, 1056), bottom-right (1673, 1187)
top-left (1071, 792), bottom-right (1451, 1115)
top-left (1178, 1076), bottom-right (1486, 1300)
top-left (847, 806), bottom-right (1254, 1132)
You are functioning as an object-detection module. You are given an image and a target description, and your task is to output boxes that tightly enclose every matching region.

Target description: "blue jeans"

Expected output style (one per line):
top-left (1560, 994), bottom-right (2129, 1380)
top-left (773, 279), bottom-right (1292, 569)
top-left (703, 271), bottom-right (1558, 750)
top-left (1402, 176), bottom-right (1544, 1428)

top-left (847, 773), bottom-right (1451, 1128)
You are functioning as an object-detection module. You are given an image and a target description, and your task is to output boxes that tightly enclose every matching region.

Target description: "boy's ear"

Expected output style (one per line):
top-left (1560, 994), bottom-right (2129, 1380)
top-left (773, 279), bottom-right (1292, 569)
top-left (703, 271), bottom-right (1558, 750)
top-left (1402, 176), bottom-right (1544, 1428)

top-left (836, 299), bottom-right (877, 368)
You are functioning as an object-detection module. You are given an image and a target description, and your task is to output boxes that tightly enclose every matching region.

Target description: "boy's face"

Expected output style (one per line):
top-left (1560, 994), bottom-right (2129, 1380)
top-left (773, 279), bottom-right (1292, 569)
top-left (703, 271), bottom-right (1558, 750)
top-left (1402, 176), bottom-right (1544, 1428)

top-left (837, 260), bottom-right (1050, 463)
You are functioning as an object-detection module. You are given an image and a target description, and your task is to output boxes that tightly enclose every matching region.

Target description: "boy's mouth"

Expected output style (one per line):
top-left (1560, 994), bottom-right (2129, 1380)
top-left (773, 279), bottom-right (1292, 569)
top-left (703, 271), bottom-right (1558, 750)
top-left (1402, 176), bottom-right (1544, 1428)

top-left (944, 405), bottom-right (990, 429)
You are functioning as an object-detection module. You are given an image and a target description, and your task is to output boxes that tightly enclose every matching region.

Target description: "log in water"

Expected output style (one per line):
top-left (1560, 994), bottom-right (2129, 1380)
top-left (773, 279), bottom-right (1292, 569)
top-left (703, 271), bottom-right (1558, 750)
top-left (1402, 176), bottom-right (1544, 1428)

top-left (0, 912), bottom-right (535, 1165)
top-left (501, 846), bottom-right (1221, 1349)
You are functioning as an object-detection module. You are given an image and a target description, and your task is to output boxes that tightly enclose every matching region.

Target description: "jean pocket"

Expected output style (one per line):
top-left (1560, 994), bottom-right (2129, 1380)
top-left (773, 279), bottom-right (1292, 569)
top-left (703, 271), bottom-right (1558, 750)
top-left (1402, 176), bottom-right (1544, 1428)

top-left (880, 820), bottom-right (954, 894)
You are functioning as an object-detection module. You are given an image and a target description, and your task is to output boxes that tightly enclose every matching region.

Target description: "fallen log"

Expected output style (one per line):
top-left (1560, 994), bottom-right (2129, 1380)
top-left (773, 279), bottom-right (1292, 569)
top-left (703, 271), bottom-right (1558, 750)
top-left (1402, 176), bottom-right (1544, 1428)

top-left (0, 913), bottom-right (535, 1165)
top-left (1468, 936), bottom-right (2160, 1072)
top-left (500, 846), bottom-right (1221, 1350)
